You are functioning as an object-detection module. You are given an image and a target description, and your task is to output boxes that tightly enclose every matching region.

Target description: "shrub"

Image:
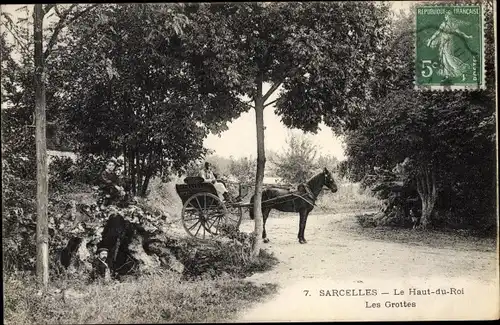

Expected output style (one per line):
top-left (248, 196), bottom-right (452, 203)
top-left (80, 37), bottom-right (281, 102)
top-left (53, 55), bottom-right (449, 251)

top-left (181, 225), bottom-right (279, 279)
top-left (72, 154), bottom-right (107, 185)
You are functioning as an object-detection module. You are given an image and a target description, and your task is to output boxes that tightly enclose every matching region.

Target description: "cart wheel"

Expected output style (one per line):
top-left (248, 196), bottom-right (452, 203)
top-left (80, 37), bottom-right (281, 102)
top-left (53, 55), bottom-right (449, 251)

top-left (225, 205), bottom-right (243, 229)
top-left (181, 192), bottom-right (228, 240)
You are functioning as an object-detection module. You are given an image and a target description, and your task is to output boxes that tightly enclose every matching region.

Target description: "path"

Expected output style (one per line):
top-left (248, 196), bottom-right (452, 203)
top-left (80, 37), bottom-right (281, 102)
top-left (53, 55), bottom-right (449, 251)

top-left (233, 211), bottom-right (499, 322)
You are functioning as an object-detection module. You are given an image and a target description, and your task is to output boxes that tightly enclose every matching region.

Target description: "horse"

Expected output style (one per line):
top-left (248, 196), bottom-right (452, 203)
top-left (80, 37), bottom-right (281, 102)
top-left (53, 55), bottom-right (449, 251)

top-left (249, 168), bottom-right (338, 244)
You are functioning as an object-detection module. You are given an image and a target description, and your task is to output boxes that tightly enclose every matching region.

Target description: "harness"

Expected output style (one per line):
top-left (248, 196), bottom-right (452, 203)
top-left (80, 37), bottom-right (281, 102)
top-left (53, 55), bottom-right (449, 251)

top-left (293, 183), bottom-right (316, 207)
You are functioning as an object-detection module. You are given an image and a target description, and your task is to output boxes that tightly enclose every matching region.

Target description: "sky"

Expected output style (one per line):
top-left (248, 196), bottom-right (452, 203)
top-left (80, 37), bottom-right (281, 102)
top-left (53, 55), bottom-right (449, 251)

top-left (1, 2), bottom-right (414, 161)
top-left (204, 85), bottom-right (347, 160)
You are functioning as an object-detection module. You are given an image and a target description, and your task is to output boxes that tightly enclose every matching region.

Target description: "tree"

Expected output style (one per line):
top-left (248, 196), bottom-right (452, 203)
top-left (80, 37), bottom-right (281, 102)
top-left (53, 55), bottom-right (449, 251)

top-left (316, 154), bottom-right (339, 173)
top-left (271, 133), bottom-right (318, 184)
top-left (48, 4), bottom-right (247, 197)
top-left (2, 4), bottom-right (99, 286)
top-left (342, 0), bottom-right (496, 230)
top-left (179, 2), bottom-right (392, 255)
top-left (229, 156), bottom-right (256, 183)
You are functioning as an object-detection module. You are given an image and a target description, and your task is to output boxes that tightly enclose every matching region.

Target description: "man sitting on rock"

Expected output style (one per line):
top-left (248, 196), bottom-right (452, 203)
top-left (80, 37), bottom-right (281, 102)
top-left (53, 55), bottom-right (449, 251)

top-left (100, 157), bottom-right (127, 207)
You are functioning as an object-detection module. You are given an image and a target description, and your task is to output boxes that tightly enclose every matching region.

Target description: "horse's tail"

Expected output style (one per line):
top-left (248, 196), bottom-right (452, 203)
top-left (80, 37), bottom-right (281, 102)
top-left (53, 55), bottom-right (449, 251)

top-left (249, 195), bottom-right (255, 220)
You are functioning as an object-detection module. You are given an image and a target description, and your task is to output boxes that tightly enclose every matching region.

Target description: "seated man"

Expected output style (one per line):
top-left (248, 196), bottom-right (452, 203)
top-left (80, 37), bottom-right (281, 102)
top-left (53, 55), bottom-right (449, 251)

top-left (100, 158), bottom-right (127, 206)
top-left (199, 162), bottom-right (235, 202)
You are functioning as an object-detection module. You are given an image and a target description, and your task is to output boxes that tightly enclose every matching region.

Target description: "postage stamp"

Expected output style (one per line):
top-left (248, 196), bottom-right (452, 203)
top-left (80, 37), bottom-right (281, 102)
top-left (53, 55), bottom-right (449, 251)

top-left (415, 3), bottom-right (485, 91)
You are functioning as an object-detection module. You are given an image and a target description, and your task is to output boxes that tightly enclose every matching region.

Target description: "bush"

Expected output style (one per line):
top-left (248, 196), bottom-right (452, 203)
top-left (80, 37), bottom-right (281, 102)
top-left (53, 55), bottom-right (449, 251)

top-left (49, 156), bottom-right (77, 191)
top-left (73, 154), bottom-right (107, 185)
top-left (2, 165), bottom-right (37, 272)
top-left (181, 225), bottom-right (279, 279)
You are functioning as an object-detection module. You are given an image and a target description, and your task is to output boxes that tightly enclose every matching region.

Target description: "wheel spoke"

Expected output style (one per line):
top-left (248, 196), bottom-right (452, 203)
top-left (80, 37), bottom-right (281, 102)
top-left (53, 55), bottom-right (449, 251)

top-left (184, 211), bottom-right (201, 221)
top-left (188, 201), bottom-right (201, 214)
top-left (195, 196), bottom-right (203, 211)
top-left (184, 216), bottom-right (201, 222)
top-left (207, 216), bottom-right (220, 233)
top-left (182, 192), bottom-right (233, 239)
top-left (194, 222), bottom-right (203, 237)
top-left (215, 216), bottom-right (222, 231)
top-left (188, 220), bottom-right (201, 231)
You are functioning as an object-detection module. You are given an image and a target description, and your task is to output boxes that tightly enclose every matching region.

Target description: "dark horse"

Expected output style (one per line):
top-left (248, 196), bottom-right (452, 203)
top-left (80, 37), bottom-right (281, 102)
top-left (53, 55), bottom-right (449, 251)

top-left (249, 168), bottom-right (338, 244)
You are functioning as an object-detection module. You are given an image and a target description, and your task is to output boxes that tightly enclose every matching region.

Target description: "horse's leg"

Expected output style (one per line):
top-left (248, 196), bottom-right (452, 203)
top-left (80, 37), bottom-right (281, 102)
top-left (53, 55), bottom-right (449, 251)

top-left (298, 209), bottom-right (308, 244)
top-left (262, 208), bottom-right (271, 243)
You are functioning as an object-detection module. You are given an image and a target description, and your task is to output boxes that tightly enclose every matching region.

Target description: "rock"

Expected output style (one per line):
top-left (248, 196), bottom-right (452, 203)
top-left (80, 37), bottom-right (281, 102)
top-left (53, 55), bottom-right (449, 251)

top-left (61, 237), bottom-right (93, 274)
top-left (76, 237), bottom-right (91, 262)
top-left (146, 241), bottom-right (185, 274)
top-left (129, 235), bottom-right (160, 272)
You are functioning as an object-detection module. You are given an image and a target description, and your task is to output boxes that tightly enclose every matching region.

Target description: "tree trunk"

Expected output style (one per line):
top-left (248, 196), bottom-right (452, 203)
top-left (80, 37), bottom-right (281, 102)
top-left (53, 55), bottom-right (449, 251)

top-left (251, 79), bottom-right (265, 259)
top-left (129, 149), bottom-right (136, 195)
top-left (139, 151), bottom-right (154, 197)
top-left (416, 166), bottom-right (437, 229)
top-left (34, 4), bottom-right (49, 287)
top-left (123, 144), bottom-right (127, 181)
top-left (137, 151), bottom-right (143, 195)
top-left (140, 173), bottom-right (152, 197)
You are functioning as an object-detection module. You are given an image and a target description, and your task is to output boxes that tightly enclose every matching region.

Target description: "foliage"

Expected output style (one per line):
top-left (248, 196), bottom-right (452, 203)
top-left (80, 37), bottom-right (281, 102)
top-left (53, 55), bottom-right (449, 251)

top-left (271, 133), bottom-right (318, 184)
top-left (342, 1), bottom-right (496, 232)
top-left (177, 1), bottom-right (394, 135)
top-left (316, 182), bottom-right (380, 214)
top-left (2, 35), bottom-right (38, 269)
top-left (229, 156), bottom-right (256, 183)
top-left (182, 226), bottom-right (278, 280)
top-left (72, 154), bottom-right (108, 186)
top-left (317, 154), bottom-right (339, 172)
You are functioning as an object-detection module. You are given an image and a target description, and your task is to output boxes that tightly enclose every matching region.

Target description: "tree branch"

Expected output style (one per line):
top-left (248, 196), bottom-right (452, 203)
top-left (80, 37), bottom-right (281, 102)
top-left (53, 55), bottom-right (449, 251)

top-left (264, 98), bottom-right (278, 108)
top-left (1, 22), bottom-right (32, 59)
top-left (262, 81), bottom-right (282, 103)
top-left (44, 4), bottom-right (98, 60)
top-left (43, 4), bottom-right (56, 17)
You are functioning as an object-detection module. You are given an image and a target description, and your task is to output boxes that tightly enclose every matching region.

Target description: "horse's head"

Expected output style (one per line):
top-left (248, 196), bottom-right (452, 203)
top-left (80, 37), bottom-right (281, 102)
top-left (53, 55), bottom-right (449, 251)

top-left (323, 167), bottom-right (338, 193)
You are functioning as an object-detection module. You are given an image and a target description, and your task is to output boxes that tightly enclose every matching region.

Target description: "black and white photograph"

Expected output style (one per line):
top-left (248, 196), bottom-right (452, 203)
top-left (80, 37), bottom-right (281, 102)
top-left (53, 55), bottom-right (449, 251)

top-left (1, 1), bottom-right (498, 323)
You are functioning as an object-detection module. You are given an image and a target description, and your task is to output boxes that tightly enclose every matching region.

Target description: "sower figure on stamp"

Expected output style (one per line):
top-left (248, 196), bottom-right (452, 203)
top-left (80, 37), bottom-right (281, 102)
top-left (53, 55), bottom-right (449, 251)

top-left (426, 10), bottom-right (473, 80)
top-left (199, 162), bottom-right (238, 203)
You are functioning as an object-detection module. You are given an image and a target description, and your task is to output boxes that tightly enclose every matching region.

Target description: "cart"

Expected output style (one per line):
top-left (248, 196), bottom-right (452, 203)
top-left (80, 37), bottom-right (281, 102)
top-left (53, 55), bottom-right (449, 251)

top-left (175, 177), bottom-right (312, 240)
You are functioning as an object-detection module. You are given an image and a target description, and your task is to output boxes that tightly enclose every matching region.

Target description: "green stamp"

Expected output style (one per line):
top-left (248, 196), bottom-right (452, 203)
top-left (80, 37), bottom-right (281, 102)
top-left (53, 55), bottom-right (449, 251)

top-left (415, 4), bottom-right (485, 90)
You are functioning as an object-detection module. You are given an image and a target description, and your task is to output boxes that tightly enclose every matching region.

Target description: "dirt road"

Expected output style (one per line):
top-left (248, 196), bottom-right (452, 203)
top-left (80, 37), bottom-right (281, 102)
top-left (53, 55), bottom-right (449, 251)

top-left (234, 211), bottom-right (499, 322)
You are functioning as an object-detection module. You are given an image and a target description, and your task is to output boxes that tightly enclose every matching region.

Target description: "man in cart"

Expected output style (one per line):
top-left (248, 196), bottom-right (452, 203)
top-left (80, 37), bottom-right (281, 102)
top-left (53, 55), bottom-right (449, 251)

top-left (199, 162), bottom-right (239, 203)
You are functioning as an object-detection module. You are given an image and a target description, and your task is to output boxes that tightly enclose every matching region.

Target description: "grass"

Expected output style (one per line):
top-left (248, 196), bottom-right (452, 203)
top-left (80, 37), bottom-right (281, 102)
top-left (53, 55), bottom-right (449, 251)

top-left (316, 182), bottom-right (380, 214)
top-left (4, 271), bottom-right (278, 324)
top-left (352, 213), bottom-right (497, 253)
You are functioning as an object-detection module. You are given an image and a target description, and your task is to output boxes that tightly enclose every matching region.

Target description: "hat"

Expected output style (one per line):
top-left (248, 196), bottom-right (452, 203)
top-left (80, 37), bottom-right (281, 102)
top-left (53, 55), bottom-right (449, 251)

top-left (97, 248), bottom-right (108, 254)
